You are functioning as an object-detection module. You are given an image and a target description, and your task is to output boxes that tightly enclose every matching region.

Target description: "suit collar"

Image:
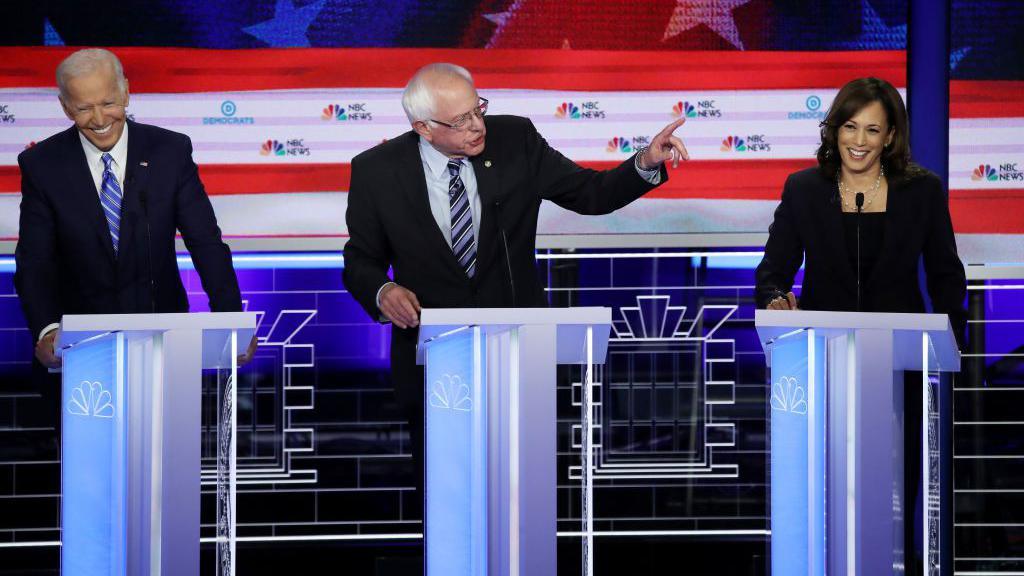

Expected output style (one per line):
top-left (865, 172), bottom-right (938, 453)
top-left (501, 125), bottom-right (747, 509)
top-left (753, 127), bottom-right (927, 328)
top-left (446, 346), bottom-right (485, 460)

top-left (395, 132), bottom-right (465, 278)
top-left (112, 121), bottom-right (153, 275)
top-left (816, 172), bottom-right (858, 295)
top-left (123, 120), bottom-right (151, 197)
top-left (468, 152), bottom-right (499, 279)
top-left (57, 126), bottom-right (118, 263)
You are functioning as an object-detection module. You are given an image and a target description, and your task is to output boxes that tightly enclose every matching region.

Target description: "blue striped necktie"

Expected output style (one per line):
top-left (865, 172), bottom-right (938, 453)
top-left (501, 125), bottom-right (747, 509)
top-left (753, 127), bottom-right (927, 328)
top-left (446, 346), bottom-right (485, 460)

top-left (100, 153), bottom-right (123, 256)
top-left (447, 159), bottom-right (476, 278)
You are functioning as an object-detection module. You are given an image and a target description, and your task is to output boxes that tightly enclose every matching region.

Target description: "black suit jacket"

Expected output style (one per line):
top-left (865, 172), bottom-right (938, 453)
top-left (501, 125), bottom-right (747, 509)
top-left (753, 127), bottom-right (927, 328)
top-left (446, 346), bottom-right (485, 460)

top-left (15, 121), bottom-right (242, 340)
top-left (755, 166), bottom-right (967, 344)
top-left (343, 115), bottom-right (666, 394)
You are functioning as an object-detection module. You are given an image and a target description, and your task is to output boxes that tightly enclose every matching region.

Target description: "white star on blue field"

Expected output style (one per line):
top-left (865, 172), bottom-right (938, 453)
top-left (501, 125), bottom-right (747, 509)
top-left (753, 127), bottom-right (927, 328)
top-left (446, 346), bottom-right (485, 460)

top-left (243, 0), bottom-right (326, 47)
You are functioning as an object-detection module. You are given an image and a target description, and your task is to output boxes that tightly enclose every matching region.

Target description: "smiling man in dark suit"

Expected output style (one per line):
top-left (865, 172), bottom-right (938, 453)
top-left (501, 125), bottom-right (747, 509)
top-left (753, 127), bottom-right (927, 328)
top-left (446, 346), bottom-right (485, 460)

top-left (342, 62), bottom-right (689, 515)
top-left (15, 48), bottom-right (253, 373)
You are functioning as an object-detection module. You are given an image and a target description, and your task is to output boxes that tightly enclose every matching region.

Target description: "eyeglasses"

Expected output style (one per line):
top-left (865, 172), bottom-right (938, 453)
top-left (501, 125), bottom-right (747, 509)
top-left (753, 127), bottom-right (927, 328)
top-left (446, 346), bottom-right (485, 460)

top-left (430, 98), bottom-right (488, 131)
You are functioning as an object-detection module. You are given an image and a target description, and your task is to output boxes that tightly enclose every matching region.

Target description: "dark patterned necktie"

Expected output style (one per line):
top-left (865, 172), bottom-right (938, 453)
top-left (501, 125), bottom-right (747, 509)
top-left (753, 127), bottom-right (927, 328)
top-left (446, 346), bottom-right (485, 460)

top-left (447, 159), bottom-right (476, 278)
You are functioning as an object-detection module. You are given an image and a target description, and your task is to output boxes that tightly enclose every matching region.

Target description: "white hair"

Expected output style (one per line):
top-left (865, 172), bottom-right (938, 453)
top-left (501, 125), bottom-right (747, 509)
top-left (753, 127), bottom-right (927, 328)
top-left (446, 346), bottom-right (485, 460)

top-left (401, 63), bottom-right (474, 124)
top-left (56, 48), bottom-right (128, 101)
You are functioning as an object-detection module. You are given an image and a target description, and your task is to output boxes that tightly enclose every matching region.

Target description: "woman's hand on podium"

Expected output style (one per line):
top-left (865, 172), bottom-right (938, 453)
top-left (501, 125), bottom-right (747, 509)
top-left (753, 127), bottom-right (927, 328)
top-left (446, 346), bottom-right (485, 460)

top-left (237, 335), bottom-right (259, 366)
top-left (379, 283), bottom-right (421, 329)
top-left (35, 330), bottom-right (61, 369)
top-left (767, 291), bottom-right (799, 311)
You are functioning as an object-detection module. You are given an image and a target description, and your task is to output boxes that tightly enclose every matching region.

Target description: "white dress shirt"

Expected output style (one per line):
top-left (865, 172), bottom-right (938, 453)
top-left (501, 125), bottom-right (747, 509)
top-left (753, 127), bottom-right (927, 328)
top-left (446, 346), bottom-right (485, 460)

top-left (80, 123), bottom-right (129, 199)
top-left (37, 125), bottom-right (129, 342)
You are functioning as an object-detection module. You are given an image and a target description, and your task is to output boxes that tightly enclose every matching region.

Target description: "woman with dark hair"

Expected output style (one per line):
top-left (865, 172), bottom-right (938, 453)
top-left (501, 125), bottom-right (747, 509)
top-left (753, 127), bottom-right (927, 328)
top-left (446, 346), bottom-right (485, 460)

top-left (754, 77), bottom-right (966, 576)
top-left (755, 77), bottom-right (965, 336)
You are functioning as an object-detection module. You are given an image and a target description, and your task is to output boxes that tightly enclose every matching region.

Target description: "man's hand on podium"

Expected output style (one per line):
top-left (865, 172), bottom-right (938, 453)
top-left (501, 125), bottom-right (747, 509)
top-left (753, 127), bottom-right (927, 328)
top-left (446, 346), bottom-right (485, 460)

top-left (237, 335), bottom-right (259, 366)
top-left (379, 283), bottom-right (421, 329)
top-left (767, 291), bottom-right (799, 311)
top-left (35, 330), bottom-right (61, 369)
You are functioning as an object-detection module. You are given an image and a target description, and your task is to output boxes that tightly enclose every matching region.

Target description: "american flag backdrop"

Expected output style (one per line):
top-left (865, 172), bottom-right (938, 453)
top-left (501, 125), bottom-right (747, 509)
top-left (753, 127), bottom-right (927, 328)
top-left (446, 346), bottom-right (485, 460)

top-left (0, 0), bottom-right (1021, 260)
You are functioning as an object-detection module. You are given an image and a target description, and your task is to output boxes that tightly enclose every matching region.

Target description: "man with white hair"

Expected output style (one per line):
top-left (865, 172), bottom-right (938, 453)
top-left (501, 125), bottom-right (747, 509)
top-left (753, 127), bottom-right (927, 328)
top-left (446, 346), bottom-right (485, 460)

top-left (15, 48), bottom-right (250, 380)
top-left (343, 62), bottom-right (689, 516)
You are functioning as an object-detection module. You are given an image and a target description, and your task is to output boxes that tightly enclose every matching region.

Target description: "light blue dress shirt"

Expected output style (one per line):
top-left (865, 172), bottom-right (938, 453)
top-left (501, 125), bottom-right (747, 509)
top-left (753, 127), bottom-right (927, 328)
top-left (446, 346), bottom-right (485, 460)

top-left (418, 136), bottom-right (482, 248)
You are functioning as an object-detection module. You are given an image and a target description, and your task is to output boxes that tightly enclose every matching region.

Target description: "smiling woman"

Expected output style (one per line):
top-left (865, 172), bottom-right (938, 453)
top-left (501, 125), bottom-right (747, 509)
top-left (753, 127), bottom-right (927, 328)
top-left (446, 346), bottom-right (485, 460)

top-left (754, 75), bottom-right (964, 321)
top-left (754, 76), bottom-right (967, 576)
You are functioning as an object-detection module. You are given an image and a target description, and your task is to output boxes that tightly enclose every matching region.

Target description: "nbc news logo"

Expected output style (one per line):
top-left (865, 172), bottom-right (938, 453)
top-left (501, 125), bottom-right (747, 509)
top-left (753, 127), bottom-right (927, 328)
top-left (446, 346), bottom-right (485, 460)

top-left (606, 136), bottom-right (650, 154)
top-left (555, 102), bottom-right (580, 119)
top-left (0, 104), bottom-right (15, 124)
top-left (673, 99), bottom-right (720, 119)
top-left (972, 163), bottom-right (1023, 182)
top-left (721, 134), bottom-right (771, 152)
top-left (260, 138), bottom-right (311, 157)
top-left (556, 100), bottom-right (604, 120)
top-left (321, 103), bottom-right (372, 121)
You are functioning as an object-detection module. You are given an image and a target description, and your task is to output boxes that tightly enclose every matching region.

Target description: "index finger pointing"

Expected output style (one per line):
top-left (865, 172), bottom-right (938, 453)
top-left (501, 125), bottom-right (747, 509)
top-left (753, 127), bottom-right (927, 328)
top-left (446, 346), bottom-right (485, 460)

top-left (658, 117), bottom-right (686, 137)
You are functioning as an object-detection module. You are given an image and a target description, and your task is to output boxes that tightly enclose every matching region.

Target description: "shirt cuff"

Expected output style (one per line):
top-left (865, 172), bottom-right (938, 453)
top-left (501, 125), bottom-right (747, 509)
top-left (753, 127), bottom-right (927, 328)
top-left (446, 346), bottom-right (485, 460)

top-left (634, 152), bottom-right (662, 185)
top-left (38, 323), bottom-right (60, 342)
top-left (375, 282), bottom-right (396, 310)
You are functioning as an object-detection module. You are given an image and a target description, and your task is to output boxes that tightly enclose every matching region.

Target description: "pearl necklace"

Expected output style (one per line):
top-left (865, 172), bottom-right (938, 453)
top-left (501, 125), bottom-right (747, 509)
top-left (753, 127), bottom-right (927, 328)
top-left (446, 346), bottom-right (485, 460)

top-left (838, 167), bottom-right (884, 211)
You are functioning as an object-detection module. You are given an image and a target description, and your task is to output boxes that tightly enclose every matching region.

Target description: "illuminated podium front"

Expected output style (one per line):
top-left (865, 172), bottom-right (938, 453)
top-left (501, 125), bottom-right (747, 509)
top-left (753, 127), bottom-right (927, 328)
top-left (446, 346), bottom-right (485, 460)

top-left (57, 312), bottom-right (256, 576)
top-left (755, 310), bottom-right (959, 576)
top-left (417, 307), bottom-right (611, 576)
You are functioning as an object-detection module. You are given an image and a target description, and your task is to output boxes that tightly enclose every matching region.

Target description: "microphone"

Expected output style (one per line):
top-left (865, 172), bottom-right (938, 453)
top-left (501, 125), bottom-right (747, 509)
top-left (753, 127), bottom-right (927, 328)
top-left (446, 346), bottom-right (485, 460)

top-left (136, 184), bottom-right (157, 314)
top-left (855, 192), bottom-right (864, 312)
top-left (493, 199), bottom-right (517, 307)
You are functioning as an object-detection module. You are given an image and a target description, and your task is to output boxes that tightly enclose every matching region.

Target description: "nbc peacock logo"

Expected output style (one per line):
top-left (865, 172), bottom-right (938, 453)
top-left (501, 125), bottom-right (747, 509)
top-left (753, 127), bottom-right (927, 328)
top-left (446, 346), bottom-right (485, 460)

top-left (67, 381), bottom-right (115, 419)
top-left (770, 376), bottom-right (807, 415)
top-left (971, 164), bottom-right (997, 182)
top-left (606, 137), bottom-right (632, 153)
top-left (260, 139), bottom-right (286, 156)
top-left (429, 374), bottom-right (473, 412)
top-left (321, 104), bottom-right (347, 121)
top-left (672, 101), bottom-right (696, 119)
top-left (555, 102), bottom-right (581, 119)
top-left (721, 135), bottom-right (746, 152)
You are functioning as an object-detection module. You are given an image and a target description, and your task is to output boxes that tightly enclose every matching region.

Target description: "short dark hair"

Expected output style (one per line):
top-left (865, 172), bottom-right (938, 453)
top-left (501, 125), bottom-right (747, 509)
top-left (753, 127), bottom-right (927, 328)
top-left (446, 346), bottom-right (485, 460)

top-left (816, 77), bottom-right (913, 179)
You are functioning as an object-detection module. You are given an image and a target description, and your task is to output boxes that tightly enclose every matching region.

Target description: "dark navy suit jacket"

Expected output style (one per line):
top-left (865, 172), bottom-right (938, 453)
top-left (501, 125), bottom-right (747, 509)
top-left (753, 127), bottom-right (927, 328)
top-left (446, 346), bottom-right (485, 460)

top-left (15, 121), bottom-right (242, 340)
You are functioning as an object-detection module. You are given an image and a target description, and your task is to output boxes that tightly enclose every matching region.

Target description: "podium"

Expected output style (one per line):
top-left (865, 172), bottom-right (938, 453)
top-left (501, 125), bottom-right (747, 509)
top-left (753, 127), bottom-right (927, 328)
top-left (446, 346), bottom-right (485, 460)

top-left (755, 310), bottom-right (960, 576)
top-left (416, 307), bottom-right (611, 576)
top-left (57, 312), bottom-right (257, 576)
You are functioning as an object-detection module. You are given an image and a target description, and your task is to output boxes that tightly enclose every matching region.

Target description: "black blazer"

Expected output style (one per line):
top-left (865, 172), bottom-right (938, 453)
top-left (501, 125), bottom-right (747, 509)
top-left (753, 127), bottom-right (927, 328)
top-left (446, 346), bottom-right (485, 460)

top-left (755, 166), bottom-right (967, 344)
top-left (15, 121), bottom-right (242, 340)
top-left (343, 115), bottom-right (666, 391)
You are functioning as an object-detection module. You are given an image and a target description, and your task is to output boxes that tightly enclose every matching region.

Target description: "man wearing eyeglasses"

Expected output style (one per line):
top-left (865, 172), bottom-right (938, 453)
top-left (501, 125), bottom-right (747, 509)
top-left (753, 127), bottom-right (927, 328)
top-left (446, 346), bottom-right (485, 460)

top-left (343, 62), bottom-right (688, 516)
